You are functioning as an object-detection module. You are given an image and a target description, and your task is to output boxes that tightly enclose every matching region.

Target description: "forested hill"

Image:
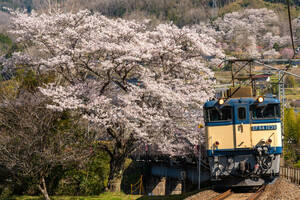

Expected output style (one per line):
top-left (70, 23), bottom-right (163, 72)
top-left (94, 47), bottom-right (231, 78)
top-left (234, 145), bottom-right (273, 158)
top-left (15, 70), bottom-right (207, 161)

top-left (1, 0), bottom-right (299, 27)
top-left (1, 0), bottom-right (228, 27)
top-left (265, 0), bottom-right (300, 5)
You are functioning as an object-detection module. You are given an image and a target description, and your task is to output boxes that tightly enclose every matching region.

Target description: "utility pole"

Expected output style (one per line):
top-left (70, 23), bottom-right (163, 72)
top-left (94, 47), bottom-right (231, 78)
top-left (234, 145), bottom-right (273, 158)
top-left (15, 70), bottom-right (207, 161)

top-left (198, 142), bottom-right (201, 190)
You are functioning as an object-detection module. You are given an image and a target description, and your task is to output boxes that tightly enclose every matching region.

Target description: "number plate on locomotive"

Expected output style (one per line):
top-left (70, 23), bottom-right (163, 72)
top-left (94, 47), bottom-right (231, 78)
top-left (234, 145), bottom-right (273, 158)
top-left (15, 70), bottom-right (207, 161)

top-left (251, 125), bottom-right (277, 131)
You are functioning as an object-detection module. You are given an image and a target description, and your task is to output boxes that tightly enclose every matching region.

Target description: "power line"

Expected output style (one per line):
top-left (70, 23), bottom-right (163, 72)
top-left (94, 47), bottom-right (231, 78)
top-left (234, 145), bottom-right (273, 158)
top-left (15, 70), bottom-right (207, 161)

top-left (287, 0), bottom-right (296, 58)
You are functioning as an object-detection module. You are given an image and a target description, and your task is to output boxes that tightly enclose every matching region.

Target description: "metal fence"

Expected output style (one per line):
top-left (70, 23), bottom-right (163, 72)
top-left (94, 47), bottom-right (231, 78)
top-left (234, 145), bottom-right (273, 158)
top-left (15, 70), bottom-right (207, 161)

top-left (280, 166), bottom-right (300, 185)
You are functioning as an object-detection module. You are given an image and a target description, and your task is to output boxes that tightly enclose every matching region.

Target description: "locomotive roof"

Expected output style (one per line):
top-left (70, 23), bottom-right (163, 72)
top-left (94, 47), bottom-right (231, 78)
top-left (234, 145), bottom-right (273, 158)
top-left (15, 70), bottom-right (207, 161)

top-left (204, 97), bottom-right (280, 108)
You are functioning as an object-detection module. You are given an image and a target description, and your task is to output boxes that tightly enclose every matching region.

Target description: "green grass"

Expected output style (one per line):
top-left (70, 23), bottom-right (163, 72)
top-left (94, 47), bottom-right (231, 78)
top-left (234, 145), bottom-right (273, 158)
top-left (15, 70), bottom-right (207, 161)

top-left (12, 192), bottom-right (141, 200)
top-left (11, 189), bottom-right (207, 200)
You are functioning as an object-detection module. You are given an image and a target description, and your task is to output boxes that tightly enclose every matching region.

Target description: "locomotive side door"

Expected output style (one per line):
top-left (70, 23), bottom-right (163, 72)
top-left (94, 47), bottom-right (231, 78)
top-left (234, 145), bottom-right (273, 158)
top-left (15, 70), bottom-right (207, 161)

top-left (234, 105), bottom-right (252, 149)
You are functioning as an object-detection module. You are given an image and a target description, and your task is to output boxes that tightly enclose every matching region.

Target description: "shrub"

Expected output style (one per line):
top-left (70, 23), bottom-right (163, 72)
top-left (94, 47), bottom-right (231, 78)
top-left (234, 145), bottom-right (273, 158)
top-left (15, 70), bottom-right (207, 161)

top-left (0, 187), bottom-right (12, 200)
top-left (54, 152), bottom-right (110, 196)
top-left (294, 160), bottom-right (300, 168)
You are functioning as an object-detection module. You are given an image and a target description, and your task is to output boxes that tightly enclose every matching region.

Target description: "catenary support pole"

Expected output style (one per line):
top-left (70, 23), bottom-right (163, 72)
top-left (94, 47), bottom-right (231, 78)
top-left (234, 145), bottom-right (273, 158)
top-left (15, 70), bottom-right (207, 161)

top-left (198, 142), bottom-right (201, 190)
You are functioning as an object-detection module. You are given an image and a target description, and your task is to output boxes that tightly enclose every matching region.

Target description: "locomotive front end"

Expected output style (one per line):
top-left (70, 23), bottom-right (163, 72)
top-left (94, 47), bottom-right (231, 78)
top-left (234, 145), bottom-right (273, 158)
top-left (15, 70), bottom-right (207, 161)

top-left (204, 96), bottom-right (282, 187)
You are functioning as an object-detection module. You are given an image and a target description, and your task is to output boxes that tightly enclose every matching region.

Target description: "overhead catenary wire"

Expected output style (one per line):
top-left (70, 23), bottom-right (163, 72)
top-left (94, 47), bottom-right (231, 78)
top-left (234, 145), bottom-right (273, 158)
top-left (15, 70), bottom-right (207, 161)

top-left (253, 60), bottom-right (300, 79)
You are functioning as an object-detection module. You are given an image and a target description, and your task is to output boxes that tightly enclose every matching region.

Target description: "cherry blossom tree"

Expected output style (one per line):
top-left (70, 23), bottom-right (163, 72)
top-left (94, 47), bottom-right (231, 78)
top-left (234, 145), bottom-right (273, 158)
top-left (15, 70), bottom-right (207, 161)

top-left (194, 8), bottom-right (288, 58)
top-left (213, 8), bottom-right (279, 44)
top-left (245, 36), bottom-right (260, 58)
top-left (292, 17), bottom-right (300, 42)
top-left (280, 47), bottom-right (294, 59)
top-left (6, 9), bottom-right (222, 191)
top-left (263, 48), bottom-right (280, 59)
top-left (262, 32), bottom-right (290, 49)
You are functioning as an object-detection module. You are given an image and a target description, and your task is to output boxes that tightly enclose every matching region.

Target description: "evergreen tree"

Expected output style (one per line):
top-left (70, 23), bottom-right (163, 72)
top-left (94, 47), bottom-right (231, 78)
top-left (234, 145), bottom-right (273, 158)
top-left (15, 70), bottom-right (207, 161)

top-left (284, 108), bottom-right (297, 144)
top-left (296, 111), bottom-right (300, 145)
top-left (285, 76), bottom-right (296, 88)
top-left (284, 108), bottom-right (298, 164)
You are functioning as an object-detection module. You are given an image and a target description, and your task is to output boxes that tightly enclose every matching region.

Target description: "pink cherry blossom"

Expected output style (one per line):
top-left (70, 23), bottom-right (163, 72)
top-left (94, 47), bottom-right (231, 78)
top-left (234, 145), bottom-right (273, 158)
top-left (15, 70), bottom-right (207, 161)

top-left (5, 9), bottom-right (223, 157)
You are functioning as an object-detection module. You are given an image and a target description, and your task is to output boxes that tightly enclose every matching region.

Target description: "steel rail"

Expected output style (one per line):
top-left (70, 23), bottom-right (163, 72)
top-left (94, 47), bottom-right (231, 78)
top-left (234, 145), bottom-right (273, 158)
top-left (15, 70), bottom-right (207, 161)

top-left (246, 185), bottom-right (266, 200)
top-left (211, 185), bottom-right (266, 200)
top-left (212, 189), bottom-right (232, 200)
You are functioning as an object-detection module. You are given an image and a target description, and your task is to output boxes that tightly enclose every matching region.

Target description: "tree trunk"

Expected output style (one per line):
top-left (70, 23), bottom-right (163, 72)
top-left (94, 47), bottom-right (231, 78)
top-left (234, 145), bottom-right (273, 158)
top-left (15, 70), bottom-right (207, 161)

top-left (108, 157), bottom-right (126, 192)
top-left (37, 177), bottom-right (51, 200)
top-left (104, 127), bottom-right (136, 192)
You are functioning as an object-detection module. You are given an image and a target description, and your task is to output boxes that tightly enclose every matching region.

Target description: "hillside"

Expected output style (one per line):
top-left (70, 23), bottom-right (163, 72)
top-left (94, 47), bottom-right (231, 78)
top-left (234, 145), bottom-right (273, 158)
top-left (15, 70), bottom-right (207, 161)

top-left (0, 0), bottom-right (299, 27)
top-left (219, 0), bottom-right (300, 18)
top-left (0, 0), bottom-right (33, 12)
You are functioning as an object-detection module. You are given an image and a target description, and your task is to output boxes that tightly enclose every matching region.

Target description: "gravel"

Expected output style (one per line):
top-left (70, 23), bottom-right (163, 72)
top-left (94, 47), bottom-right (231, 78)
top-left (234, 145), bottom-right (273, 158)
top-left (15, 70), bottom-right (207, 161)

top-left (186, 178), bottom-right (300, 200)
top-left (258, 178), bottom-right (300, 200)
top-left (185, 189), bottom-right (220, 200)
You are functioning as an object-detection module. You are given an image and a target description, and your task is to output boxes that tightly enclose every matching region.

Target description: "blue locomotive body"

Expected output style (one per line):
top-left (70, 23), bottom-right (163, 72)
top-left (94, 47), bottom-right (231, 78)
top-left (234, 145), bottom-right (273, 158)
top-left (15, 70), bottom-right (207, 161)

top-left (204, 96), bottom-right (282, 186)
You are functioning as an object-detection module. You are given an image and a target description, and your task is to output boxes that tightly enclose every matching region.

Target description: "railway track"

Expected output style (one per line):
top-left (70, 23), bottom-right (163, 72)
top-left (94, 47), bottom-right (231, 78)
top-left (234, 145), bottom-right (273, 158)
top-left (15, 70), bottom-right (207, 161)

top-left (211, 185), bottom-right (266, 200)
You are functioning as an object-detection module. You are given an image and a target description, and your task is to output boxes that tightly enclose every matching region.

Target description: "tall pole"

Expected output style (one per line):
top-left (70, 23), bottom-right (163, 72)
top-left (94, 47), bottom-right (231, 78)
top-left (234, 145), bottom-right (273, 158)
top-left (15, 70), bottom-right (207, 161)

top-left (287, 0), bottom-right (296, 57)
top-left (278, 71), bottom-right (285, 136)
top-left (230, 62), bottom-right (235, 87)
top-left (198, 142), bottom-right (201, 190)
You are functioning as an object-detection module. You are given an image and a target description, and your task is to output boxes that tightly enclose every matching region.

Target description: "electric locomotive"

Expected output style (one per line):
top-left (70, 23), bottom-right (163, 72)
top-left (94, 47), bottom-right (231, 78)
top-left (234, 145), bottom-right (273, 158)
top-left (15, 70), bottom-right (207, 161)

top-left (204, 87), bottom-right (282, 187)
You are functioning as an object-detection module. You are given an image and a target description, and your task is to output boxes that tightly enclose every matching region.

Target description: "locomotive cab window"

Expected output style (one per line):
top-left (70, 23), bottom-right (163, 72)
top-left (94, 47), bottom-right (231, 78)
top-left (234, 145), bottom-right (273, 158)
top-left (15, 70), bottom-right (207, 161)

top-left (251, 104), bottom-right (280, 119)
top-left (205, 106), bottom-right (232, 122)
top-left (238, 107), bottom-right (246, 120)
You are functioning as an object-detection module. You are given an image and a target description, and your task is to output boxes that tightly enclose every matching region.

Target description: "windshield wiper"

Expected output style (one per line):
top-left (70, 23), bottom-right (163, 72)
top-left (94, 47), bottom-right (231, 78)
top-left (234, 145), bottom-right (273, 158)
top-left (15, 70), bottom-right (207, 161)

top-left (214, 106), bottom-right (223, 119)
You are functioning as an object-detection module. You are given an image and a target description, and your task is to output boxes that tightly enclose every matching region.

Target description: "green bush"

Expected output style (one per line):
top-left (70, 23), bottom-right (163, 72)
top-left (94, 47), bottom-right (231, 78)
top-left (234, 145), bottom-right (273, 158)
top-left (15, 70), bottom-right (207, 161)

top-left (55, 152), bottom-right (110, 196)
top-left (294, 160), bottom-right (300, 168)
top-left (0, 187), bottom-right (13, 200)
top-left (273, 43), bottom-right (280, 51)
top-left (0, 151), bottom-right (111, 196)
top-left (285, 76), bottom-right (296, 88)
top-left (0, 33), bottom-right (12, 54)
top-left (0, 33), bottom-right (11, 45)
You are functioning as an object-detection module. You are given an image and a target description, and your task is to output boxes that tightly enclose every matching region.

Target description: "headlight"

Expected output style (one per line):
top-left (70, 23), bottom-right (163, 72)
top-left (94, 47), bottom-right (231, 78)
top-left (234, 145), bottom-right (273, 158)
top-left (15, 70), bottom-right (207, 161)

top-left (257, 96), bottom-right (264, 103)
top-left (218, 99), bottom-right (224, 105)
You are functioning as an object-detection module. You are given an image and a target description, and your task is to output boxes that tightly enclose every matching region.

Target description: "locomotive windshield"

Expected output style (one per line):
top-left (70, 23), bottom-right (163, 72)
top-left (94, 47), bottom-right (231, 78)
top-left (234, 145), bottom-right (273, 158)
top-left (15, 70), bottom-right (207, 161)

top-left (251, 103), bottom-right (280, 119)
top-left (205, 106), bottom-right (232, 122)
